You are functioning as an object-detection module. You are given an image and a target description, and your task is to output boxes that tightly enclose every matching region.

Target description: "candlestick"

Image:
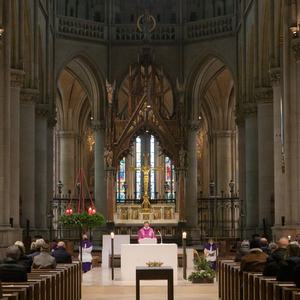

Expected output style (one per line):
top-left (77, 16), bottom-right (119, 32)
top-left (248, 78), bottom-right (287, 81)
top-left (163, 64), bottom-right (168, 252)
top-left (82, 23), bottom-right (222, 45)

top-left (182, 231), bottom-right (187, 239)
top-left (111, 232), bottom-right (115, 239)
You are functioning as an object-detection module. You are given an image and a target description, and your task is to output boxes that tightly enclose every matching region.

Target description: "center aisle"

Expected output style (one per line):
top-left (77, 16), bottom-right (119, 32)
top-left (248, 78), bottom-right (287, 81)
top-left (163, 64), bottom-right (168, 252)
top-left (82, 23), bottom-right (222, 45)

top-left (82, 267), bottom-right (218, 300)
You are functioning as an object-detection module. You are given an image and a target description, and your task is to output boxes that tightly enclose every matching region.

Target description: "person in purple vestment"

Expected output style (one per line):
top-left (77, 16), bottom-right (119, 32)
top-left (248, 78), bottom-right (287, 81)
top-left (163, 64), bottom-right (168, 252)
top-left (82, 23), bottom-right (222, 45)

top-left (79, 235), bottom-right (93, 273)
top-left (138, 221), bottom-right (156, 242)
top-left (204, 239), bottom-right (218, 270)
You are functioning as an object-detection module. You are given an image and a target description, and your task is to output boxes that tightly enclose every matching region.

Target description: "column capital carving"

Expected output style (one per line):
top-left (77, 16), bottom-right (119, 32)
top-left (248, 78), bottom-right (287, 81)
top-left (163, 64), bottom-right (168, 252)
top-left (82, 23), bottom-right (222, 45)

top-left (254, 87), bottom-right (273, 104)
top-left (269, 67), bottom-right (281, 86)
top-left (292, 38), bottom-right (300, 62)
top-left (35, 104), bottom-right (49, 118)
top-left (91, 120), bottom-right (105, 131)
top-left (243, 102), bottom-right (257, 117)
top-left (20, 88), bottom-right (39, 103)
top-left (10, 69), bottom-right (24, 88)
top-left (188, 120), bottom-right (201, 131)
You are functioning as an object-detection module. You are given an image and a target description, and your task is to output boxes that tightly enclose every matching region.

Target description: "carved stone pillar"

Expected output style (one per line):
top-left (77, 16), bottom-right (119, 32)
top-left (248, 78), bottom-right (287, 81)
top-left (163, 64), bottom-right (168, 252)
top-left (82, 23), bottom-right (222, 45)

top-left (57, 130), bottom-right (78, 192)
top-left (20, 89), bottom-right (38, 228)
top-left (92, 121), bottom-right (106, 216)
top-left (177, 167), bottom-right (186, 221)
top-left (270, 68), bottom-right (287, 236)
top-left (35, 104), bottom-right (49, 229)
top-left (255, 87), bottom-right (274, 230)
top-left (10, 69), bottom-right (24, 227)
top-left (244, 103), bottom-right (259, 236)
top-left (186, 121), bottom-right (200, 227)
top-left (213, 130), bottom-right (234, 194)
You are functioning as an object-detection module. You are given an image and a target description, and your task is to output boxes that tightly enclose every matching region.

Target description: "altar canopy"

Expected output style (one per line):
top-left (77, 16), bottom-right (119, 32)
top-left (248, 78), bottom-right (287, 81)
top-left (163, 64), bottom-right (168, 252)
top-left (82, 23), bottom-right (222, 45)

top-left (103, 45), bottom-right (187, 226)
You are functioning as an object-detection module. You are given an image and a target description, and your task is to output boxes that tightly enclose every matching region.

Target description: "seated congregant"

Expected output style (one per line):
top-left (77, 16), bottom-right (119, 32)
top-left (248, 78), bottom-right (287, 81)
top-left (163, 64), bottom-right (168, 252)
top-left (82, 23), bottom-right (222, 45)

top-left (240, 239), bottom-right (268, 272)
top-left (14, 241), bottom-right (32, 273)
top-left (235, 240), bottom-right (250, 262)
top-left (52, 241), bottom-right (72, 264)
top-left (277, 243), bottom-right (300, 282)
top-left (263, 237), bottom-right (289, 276)
top-left (138, 221), bottom-right (156, 242)
top-left (0, 246), bottom-right (27, 282)
top-left (28, 238), bottom-right (45, 258)
top-left (33, 242), bottom-right (56, 269)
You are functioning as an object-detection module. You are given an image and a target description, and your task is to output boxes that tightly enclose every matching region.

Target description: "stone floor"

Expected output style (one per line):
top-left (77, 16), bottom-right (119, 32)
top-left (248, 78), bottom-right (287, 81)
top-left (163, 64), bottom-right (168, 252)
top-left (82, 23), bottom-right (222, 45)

top-left (82, 267), bottom-right (218, 299)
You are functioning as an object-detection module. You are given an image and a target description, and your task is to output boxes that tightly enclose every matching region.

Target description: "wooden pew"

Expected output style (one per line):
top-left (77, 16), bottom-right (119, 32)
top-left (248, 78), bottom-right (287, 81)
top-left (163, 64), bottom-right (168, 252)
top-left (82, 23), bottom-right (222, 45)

top-left (293, 292), bottom-right (300, 300)
top-left (282, 287), bottom-right (300, 300)
top-left (0, 262), bottom-right (81, 300)
top-left (219, 260), bottom-right (300, 300)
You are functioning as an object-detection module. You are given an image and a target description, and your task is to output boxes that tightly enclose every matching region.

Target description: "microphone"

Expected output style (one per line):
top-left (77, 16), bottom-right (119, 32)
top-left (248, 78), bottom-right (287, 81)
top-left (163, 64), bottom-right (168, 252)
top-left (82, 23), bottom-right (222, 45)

top-left (157, 230), bottom-right (163, 244)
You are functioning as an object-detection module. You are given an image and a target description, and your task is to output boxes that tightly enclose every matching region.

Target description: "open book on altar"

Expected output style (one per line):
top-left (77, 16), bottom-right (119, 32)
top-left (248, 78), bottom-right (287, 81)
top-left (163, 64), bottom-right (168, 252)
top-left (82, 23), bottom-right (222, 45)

top-left (138, 238), bottom-right (157, 244)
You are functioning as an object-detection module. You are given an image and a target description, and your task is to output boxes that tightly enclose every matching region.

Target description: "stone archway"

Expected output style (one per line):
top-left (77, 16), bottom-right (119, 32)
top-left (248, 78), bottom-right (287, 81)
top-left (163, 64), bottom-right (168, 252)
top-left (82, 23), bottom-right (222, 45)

top-left (54, 56), bottom-right (106, 215)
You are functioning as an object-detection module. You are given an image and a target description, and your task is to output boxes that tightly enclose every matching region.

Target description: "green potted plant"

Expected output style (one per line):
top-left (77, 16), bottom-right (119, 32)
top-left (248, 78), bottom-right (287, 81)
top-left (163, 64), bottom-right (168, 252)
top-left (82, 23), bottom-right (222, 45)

top-left (188, 252), bottom-right (215, 283)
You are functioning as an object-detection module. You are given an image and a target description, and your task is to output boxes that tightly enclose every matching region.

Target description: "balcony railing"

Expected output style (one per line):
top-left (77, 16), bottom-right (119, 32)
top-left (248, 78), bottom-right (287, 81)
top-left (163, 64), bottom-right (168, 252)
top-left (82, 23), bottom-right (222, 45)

top-left (112, 24), bottom-right (178, 42)
top-left (57, 16), bottom-right (106, 41)
top-left (185, 15), bottom-right (235, 41)
top-left (56, 15), bottom-right (235, 43)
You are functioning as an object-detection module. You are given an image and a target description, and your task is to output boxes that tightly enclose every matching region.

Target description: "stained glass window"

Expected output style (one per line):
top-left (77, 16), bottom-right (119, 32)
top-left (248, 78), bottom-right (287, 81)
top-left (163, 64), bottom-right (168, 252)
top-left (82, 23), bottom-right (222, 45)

top-left (165, 156), bottom-right (175, 198)
top-left (135, 136), bottom-right (142, 199)
top-left (117, 157), bottom-right (126, 201)
top-left (150, 135), bottom-right (156, 199)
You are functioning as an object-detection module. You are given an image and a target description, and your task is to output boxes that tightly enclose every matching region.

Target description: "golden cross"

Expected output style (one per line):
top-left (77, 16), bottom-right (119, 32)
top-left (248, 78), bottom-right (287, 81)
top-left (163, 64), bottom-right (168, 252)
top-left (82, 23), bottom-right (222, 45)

top-left (131, 153), bottom-right (162, 211)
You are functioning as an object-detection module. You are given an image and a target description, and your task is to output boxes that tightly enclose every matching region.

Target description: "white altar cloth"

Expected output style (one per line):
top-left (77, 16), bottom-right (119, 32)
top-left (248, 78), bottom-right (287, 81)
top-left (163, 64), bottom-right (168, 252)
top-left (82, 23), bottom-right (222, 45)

top-left (102, 235), bottom-right (130, 268)
top-left (121, 244), bottom-right (178, 283)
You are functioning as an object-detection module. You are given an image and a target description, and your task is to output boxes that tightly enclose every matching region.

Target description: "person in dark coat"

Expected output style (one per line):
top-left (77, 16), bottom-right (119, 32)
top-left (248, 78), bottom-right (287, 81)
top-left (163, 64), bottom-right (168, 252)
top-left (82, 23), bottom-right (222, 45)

top-left (14, 241), bottom-right (32, 273)
top-left (263, 237), bottom-right (289, 276)
top-left (52, 241), bottom-right (72, 264)
top-left (240, 239), bottom-right (268, 272)
top-left (277, 243), bottom-right (300, 282)
top-left (0, 246), bottom-right (27, 282)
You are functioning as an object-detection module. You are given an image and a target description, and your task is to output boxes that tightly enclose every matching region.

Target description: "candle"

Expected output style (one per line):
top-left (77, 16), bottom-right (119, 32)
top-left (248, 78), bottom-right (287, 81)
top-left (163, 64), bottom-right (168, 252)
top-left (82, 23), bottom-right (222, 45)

top-left (182, 232), bottom-right (187, 239)
top-left (111, 232), bottom-right (115, 239)
top-left (288, 235), bottom-right (291, 241)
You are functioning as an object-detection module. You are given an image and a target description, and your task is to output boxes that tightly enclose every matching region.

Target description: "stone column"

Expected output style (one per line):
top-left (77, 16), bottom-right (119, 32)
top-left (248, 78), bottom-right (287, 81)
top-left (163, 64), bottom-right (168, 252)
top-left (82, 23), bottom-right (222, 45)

top-left (270, 68), bottom-right (286, 232)
top-left (92, 121), bottom-right (106, 216)
top-left (255, 88), bottom-right (274, 230)
top-left (57, 130), bottom-right (77, 192)
top-left (106, 167), bottom-right (116, 223)
top-left (177, 168), bottom-right (186, 221)
top-left (186, 121), bottom-right (200, 227)
top-left (20, 89), bottom-right (38, 228)
top-left (214, 130), bottom-right (233, 194)
top-left (10, 70), bottom-right (24, 227)
top-left (236, 113), bottom-right (246, 238)
top-left (35, 105), bottom-right (49, 229)
top-left (0, 0), bottom-right (11, 229)
top-left (244, 104), bottom-right (259, 236)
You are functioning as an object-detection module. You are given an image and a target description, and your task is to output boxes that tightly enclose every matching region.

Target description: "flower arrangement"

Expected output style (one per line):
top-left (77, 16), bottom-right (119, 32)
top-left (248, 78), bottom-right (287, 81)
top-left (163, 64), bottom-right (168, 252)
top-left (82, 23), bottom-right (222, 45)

top-left (188, 251), bottom-right (215, 283)
top-left (146, 261), bottom-right (164, 267)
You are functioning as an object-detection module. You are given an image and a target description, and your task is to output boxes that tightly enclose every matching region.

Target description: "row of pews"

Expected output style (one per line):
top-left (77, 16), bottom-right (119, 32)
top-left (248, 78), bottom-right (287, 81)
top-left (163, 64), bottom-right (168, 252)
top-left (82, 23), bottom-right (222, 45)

top-left (0, 262), bottom-right (82, 300)
top-left (218, 260), bottom-right (300, 300)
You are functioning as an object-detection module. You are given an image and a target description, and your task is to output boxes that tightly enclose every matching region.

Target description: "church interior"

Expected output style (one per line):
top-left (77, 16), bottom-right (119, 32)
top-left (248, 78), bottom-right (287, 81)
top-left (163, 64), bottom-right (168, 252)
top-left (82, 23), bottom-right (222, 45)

top-left (1, 0), bottom-right (300, 299)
